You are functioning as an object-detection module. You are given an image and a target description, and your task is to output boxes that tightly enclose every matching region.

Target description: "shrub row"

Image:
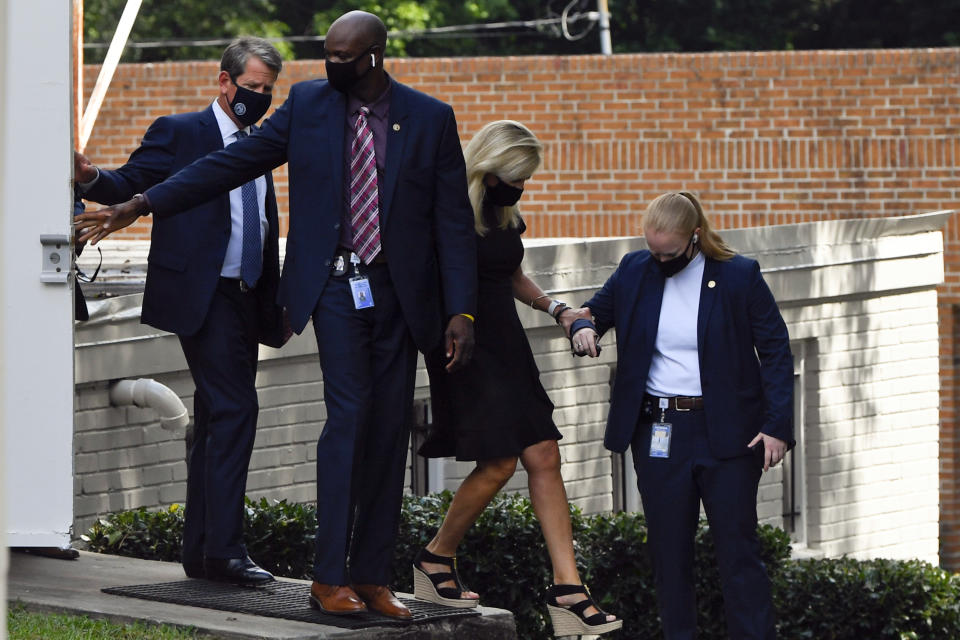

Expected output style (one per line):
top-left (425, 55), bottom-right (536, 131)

top-left (83, 493), bottom-right (960, 639)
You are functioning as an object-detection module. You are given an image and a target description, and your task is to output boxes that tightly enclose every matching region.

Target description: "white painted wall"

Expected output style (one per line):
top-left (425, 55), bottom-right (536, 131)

top-left (73, 213), bottom-right (949, 564)
top-left (3, 0), bottom-right (75, 548)
top-left (1, 0), bottom-right (8, 632)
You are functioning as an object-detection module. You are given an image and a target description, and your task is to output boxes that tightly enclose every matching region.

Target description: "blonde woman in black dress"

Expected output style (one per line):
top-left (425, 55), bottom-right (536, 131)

top-left (414, 120), bottom-right (621, 637)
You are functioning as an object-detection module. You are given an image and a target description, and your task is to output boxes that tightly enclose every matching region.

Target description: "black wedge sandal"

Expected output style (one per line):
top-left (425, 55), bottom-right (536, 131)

top-left (546, 584), bottom-right (623, 636)
top-left (412, 548), bottom-right (479, 608)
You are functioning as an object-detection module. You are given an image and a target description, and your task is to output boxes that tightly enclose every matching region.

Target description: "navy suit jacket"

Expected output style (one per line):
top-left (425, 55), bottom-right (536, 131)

top-left (86, 106), bottom-right (284, 345)
top-left (143, 79), bottom-right (477, 352)
top-left (585, 251), bottom-right (794, 458)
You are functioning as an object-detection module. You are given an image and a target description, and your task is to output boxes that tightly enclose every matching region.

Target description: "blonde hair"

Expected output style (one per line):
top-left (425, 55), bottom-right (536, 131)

top-left (463, 120), bottom-right (543, 235)
top-left (643, 192), bottom-right (735, 261)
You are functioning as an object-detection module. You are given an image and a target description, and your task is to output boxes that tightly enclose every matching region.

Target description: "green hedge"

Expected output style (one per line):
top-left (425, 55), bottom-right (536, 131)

top-left (83, 493), bottom-right (960, 639)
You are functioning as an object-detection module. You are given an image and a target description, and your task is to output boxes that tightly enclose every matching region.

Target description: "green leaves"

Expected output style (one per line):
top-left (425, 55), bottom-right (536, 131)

top-left (773, 557), bottom-right (960, 639)
top-left (83, 494), bottom-right (960, 639)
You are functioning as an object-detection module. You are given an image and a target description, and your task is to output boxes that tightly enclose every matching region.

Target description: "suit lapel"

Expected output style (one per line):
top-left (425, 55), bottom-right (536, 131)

top-left (326, 91), bottom-right (347, 210)
top-left (697, 257), bottom-right (720, 361)
top-left (198, 107), bottom-right (230, 214)
top-left (380, 82), bottom-right (410, 229)
top-left (620, 258), bottom-right (664, 350)
top-left (198, 106), bottom-right (223, 153)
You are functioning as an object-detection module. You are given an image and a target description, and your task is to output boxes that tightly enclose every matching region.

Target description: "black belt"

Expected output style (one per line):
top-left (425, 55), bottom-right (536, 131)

top-left (331, 248), bottom-right (387, 275)
top-left (219, 276), bottom-right (255, 293)
top-left (643, 393), bottom-right (704, 411)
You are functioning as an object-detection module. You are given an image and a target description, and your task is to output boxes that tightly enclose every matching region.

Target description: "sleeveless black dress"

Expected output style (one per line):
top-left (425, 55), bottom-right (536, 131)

top-left (420, 205), bottom-right (562, 461)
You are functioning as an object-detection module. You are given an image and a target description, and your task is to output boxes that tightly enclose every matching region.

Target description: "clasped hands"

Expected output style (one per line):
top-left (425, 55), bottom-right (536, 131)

top-left (74, 197), bottom-right (147, 245)
top-left (558, 306), bottom-right (600, 358)
top-left (72, 153), bottom-right (147, 245)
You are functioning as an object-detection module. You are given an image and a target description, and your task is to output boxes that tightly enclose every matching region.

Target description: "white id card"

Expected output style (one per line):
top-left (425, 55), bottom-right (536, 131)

top-left (649, 422), bottom-right (672, 458)
top-left (350, 276), bottom-right (374, 309)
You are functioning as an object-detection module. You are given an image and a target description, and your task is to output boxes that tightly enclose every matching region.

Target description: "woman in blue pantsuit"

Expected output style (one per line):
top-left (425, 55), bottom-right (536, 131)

top-left (570, 192), bottom-right (794, 639)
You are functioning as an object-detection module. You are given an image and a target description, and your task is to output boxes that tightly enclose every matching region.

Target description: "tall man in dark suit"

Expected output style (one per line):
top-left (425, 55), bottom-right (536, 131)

top-left (77, 12), bottom-right (477, 620)
top-left (74, 37), bottom-right (286, 585)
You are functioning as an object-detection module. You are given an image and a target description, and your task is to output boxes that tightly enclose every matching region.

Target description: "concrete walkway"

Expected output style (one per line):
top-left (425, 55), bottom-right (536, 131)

top-left (7, 550), bottom-right (516, 639)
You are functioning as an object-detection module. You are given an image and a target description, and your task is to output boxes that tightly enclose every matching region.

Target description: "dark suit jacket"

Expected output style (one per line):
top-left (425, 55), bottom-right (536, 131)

top-left (586, 251), bottom-right (794, 458)
top-left (85, 106), bottom-right (284, 346)
top-left (142, 79), bottom-right (477, 352)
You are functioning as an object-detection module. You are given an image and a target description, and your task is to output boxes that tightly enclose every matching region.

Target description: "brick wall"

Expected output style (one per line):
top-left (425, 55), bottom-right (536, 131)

top-left (81, 48), bottom-right (960, 564)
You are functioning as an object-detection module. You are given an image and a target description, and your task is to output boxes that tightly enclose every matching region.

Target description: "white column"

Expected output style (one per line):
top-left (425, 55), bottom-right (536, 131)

top-left (0, 0), bottom-right (8, 631)
top-left (2, 0), bottom-right (75, 548)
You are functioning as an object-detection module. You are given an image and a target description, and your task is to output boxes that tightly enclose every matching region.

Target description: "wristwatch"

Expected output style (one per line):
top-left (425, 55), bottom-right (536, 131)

top-left (547, 299), bottom-right (566, 317)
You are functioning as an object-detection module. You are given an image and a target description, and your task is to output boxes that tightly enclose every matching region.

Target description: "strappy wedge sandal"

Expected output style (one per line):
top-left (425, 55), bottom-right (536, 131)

top-left (412, 548), bottom-right (479, 608)
top-left (546, 584), bottom-right (623, 636)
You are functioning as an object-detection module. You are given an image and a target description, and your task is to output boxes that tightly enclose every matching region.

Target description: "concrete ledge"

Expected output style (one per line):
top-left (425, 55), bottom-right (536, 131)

top-left (7, 550), bottom-right (516, 639)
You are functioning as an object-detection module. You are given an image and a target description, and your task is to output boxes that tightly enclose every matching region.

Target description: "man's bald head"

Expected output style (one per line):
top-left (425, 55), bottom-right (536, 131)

top-left (327, 11), bottom-right (387, 50)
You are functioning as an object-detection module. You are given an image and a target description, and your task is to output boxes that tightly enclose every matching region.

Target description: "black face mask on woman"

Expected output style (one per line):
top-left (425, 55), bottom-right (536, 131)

top-left (655, 233), bottom-right (698, 278)
top-left (228, 79), bottom-right (272, 128)
top-left (325, 48), bottom-right (376, 93)
top-left (487, 178), bottom-right (524, 207)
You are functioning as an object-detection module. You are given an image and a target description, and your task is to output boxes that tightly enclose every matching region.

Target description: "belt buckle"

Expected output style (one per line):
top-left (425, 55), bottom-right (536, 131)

top-left (675, 397), bottom-right (690, 412)
top-left (239, 280), bottom-right (250, 293)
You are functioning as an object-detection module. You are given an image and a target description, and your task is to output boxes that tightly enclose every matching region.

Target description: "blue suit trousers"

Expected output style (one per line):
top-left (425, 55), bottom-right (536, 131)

top-left (179, 278), bottom-right (260, 562)
top-left (632, 408), bottom-right (776, 640)
top-left (311, 263), bottom-right (418, 585)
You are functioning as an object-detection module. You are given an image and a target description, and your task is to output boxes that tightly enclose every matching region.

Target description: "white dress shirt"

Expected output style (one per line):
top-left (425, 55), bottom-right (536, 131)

top-left (646, 251), bottom-right (706, 397)
top-left (211, 100), bottom-right (268, 279)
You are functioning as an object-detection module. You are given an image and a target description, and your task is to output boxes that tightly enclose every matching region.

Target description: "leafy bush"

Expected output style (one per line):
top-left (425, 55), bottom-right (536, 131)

top-left (82, 503), bottom-right (185, 562)
top-left (83, 494), bottom-right (960, 640)
top-left (772, 557), bottom-right (960, 640)
top-left (83, 499), bottom-right (316, 580)
top-left (241, 497), bottom-right (316, 580)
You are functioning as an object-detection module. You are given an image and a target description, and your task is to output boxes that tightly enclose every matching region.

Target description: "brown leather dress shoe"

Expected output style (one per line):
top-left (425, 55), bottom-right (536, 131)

top-left (351, 584), bottom-right (413, 621)
top-left (309, 582), bottom-right (367, 616)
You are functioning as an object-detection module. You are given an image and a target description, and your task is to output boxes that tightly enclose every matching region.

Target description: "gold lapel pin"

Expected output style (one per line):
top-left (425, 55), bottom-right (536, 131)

top-left (708, 280), bottom-right (716, 288)
top-left (392, 123), bottom-right (400, 132)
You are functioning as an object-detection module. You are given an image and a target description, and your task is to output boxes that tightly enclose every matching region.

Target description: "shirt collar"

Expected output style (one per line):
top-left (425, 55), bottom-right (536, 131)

top-left (346, 74), bottom-right (392, 121)
top-left (212, 99), bottom-right (248, 142)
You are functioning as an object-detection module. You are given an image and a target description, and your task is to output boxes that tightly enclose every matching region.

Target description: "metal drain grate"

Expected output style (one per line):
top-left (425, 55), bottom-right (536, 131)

top-left (102, 580), bottom-right (480, 629)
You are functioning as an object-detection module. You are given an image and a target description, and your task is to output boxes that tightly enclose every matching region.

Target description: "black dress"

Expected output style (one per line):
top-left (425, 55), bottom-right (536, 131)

top-left (420, 205), bottom-right (562, 461)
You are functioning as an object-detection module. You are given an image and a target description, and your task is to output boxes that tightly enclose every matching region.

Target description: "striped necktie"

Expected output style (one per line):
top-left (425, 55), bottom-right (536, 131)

top-left (235, 129), bottom-right (262, 288)
top-left (350, 106), bottom-right (381, 263)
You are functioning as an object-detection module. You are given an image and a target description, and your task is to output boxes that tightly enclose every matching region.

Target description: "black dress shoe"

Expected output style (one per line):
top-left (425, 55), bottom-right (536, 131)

top-left (183, 561), bottom-right (205, 579)
top-left (203, 556), bottom-right (274, 586)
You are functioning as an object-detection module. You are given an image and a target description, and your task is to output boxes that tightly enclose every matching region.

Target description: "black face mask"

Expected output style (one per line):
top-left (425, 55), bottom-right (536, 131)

top-left (228, 78), bottom-right (272, 128)
top-left (325, 48), bottom-right (375, 93)
top-left (655, 233), bottom-right (697, 278)
top-left (486, 178), bottom-right (524, 207)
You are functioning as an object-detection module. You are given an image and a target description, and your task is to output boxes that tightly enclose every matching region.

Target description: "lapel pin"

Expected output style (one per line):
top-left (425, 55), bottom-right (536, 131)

top-left (392, 123), bottom-right (400, 132)
top-left (708, 280), bottom-right (716, 288)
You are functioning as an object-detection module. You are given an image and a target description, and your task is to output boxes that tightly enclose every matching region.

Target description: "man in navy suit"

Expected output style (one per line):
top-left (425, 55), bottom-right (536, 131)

top-left (74, 37), bottom-right (286, 585)
top-left (567, 192), bottom-right (793, 639)
top-left (77, 11), bottom-right (477, 619)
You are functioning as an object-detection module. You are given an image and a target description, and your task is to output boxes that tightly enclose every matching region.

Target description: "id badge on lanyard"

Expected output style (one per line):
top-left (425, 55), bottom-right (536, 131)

top-left (649, 397), bottom-right (672, 458)
top-left (349, 253), bottom-right (375, 310)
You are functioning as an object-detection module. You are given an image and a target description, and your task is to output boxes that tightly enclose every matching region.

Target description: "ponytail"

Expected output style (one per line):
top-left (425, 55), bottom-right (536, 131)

top-left (644, 192), bottom-right (735, 261)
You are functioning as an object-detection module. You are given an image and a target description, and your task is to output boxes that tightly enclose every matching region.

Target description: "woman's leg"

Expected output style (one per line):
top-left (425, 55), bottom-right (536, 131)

top-left (521, 439), bottom-right (615, 621)
top-left (421, 455), bottom-right (519, 596)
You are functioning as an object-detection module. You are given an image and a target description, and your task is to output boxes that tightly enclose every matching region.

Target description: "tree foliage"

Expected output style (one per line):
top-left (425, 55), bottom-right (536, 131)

top-left (83, 0), bottom-right (292, 63)
top-left (83, 0), bottom-right (960, 63)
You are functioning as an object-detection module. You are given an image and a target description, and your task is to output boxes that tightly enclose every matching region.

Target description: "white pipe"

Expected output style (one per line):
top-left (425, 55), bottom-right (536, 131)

top-left (109, 378), bottom-right (189, 431)
top-left (597, 0), bottom-right (613, 55)
top-left (78, 0), bottom-right (143, 152)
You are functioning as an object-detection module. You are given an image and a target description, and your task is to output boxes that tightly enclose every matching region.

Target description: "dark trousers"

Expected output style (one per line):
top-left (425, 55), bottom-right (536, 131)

top-left (179, 278), bottom-right (260, 562)
top-left (311, 264), bottom-right (418, 585)
top-left (631, 408), bottom-right (775, 640)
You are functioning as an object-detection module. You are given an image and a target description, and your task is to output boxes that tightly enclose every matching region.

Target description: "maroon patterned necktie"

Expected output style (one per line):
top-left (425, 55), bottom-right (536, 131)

top-left (350, 106), bottom-right (381, 263)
